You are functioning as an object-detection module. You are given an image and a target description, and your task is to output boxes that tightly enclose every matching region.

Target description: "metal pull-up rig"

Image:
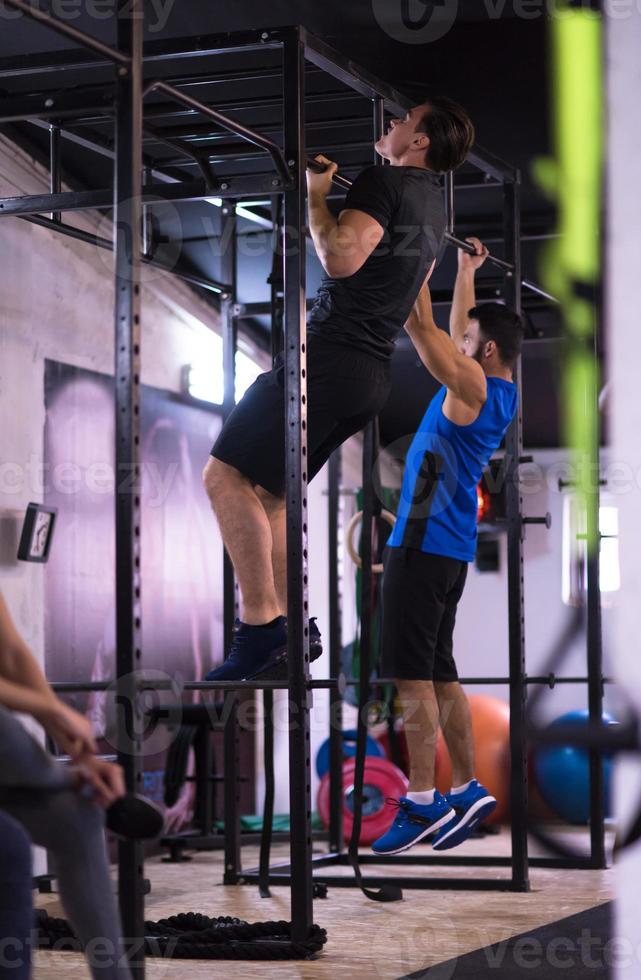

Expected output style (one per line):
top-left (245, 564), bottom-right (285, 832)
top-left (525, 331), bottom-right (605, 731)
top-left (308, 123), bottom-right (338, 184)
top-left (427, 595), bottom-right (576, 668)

top-left (0, 5), bottom-right (606, 975)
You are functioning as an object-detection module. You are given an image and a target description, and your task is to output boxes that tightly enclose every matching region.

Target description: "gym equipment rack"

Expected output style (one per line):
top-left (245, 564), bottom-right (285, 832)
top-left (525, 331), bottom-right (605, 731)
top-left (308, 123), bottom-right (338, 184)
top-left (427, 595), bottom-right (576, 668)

top-left (0, 6), bottom-right (606, 974)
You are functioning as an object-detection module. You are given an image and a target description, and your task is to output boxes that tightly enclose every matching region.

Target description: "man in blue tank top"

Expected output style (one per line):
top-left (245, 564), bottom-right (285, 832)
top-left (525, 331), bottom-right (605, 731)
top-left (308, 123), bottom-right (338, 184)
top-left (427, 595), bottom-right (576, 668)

top-left (373, 239), bottom-right (523, 855)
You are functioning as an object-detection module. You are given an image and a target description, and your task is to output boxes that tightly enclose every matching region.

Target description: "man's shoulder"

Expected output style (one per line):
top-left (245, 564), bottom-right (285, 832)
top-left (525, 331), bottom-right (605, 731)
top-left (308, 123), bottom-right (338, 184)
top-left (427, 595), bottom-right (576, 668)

top-left (354, 164), bottom-right (400, 184)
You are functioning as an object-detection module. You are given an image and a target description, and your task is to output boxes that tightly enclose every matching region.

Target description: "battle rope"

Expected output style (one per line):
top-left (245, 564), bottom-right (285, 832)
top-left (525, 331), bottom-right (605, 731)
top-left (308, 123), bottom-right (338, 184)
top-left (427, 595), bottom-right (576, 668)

top-left (35, 910), bottom-right (327, 961)
top-left (349, 419), bottom-right (402, 902)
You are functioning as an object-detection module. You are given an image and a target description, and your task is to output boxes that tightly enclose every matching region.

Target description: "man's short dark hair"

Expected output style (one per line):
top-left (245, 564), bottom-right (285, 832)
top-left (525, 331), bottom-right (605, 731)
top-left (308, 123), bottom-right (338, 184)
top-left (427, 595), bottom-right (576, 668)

top-left (417, 97), bottom-right (475, 173)
top-left (469, 303), bottom-right (524, 368)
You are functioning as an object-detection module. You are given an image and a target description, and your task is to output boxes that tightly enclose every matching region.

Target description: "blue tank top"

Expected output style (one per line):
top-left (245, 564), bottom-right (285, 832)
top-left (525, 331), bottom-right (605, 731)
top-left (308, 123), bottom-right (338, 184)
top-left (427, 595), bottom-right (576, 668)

top-left (387, 377), bottom-right (518, 562)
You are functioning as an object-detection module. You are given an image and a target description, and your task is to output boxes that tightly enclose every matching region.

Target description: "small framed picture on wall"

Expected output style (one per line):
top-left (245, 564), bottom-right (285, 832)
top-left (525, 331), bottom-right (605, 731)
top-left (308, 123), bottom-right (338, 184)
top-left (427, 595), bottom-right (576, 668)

top-left (17, 503), bottom-right (57, 564)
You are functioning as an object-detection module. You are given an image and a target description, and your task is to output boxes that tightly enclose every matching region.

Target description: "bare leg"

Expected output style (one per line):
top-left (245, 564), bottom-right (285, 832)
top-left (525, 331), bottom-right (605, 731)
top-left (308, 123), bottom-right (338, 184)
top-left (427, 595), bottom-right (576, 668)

top-left (434, 680), bottom-right (475, 787)
top-left (203, 457), bottom-right (281, 624)
top-left (395, 679), bottom-right (440, 792)
top-left (255, 486), bottom-right (287, 616)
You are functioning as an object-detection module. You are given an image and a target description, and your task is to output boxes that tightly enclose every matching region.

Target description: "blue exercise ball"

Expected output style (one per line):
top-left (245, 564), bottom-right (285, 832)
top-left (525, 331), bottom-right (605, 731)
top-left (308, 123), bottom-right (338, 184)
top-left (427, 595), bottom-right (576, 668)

top-left (315, 729), bottom-right (385, 779)
top-left (533, 709), bottom-right (616, 825)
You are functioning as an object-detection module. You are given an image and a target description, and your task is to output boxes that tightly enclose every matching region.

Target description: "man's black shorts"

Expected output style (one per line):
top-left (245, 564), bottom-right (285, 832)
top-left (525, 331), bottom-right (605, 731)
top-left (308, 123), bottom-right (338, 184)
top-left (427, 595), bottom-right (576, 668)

top-left (211, 335), bottom-right (391, 497)
top-left (381, 546), bottom-right (468, 681)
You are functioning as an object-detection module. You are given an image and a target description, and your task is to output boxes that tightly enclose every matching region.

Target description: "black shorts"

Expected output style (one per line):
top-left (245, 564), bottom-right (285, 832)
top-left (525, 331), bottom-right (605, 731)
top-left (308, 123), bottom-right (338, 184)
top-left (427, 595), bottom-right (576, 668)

top-left (381, 546), bottom-right (468, 681)
top-left (211, 335), bottom-right (391, 497)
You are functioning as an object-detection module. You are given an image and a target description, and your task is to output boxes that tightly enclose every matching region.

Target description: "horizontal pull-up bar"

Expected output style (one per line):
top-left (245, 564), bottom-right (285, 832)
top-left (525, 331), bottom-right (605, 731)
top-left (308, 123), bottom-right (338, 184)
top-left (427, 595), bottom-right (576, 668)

top-left (143, 79), bottom-right (293, 186)
top-left (308, 157), bottom-right (513, 269)
top-left (443, 230), bottom-right (513, 273)
top-left (307, 158), bottom-right (559, 304)
top-left (48, 678), bottom-right (342, 693)
top-left (306, 156), bottom-right (353, 190)
top-left (3, 0), bottom-right (130, 67)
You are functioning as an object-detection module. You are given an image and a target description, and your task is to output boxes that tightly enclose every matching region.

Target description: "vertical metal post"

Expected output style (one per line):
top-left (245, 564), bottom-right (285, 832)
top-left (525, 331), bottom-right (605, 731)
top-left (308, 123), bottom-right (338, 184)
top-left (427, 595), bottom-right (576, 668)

top-left (258, 195), bottom-right (284, 890)
top-left (220, 199), bottom-right (238, 661)
top-left (113, 1), bottom-right (145, 972)
top-left (586, 343), bottom-right (606, 868)
top-left (269, 196), bottom-right (284, 362)
top-left (282, 31), bottom-right (314, 941)
top-left (141, 165), bottom-right (153, 259)
top-left (223, 692), bottom-right (241, 883)
top-left (327, 449), bottom-right (344, 853)
top-left (49, 122), bottom-right (61, 223)
top-left (219, 198), bottom-right (241, 882)
top-left (503, 175), bottom-right (529, 892)
top-left (348, 94), bottom-right (386, 871)
top-left (194, 722), bottom-right (214, 834)
top-left (258, 688), bottom-right (275, 894)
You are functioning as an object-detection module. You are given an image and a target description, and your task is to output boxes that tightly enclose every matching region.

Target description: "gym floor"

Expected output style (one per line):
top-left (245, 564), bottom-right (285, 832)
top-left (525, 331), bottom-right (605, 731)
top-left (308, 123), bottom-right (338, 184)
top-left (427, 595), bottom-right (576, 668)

top-left (33, 828), bottom-right (615, 979)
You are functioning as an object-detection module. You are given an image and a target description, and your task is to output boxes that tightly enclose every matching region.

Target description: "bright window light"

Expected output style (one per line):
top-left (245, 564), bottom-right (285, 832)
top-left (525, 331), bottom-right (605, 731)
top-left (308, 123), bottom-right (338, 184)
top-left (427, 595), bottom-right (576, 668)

top-left (184, 327), bottom-right (224, 404)
top-left (184, 337), bottom-right (263, 405)
top-left (562, 496), bottom-right (620, 605)
top-left (599, 505), bottom-right (620, 593)
top-left (235, 349), bottom-right (262, 400)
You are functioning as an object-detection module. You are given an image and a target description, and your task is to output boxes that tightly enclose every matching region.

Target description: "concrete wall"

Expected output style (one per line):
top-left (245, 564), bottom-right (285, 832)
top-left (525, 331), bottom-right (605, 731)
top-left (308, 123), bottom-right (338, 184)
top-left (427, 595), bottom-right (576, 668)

top-left (0, 134), bottom-right (224, 666)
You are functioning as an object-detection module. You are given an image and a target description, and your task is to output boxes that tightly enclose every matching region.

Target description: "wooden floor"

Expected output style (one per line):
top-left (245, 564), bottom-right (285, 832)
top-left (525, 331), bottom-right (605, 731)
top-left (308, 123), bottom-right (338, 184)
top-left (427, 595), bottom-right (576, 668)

top-left (34, 828), bottom-right (615, 979)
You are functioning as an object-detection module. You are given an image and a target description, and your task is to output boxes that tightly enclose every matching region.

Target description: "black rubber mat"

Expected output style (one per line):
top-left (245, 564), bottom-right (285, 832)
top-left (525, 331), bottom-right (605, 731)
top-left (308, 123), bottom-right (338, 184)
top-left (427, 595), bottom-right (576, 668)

top-left (400, 901), bottom-right (613, 979)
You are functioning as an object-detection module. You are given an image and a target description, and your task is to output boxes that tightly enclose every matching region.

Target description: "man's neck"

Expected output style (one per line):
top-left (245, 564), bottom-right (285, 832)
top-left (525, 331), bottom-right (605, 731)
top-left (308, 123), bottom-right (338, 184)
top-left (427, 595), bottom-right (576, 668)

top-left (485, 367), bottom-right (513, 383)
top-left (388, 155), bottom-right (432, 170)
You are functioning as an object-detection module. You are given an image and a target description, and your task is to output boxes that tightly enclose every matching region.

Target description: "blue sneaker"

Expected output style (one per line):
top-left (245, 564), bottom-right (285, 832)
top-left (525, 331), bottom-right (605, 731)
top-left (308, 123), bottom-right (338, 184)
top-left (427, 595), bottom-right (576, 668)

top-left (432, 780), bottom-right (497, 851)
top-left (205, 617), bottom-right (288, 681)
top-left (371, 794), bottom-right (457, 856)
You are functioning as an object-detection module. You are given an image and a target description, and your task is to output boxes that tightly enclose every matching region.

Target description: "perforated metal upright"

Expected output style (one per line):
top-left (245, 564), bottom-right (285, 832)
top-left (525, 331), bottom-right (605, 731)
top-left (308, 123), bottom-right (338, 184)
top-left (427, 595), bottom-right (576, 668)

top-left (502, 175), bottom-right (530, 892)
top-left (112, 2), bottom-right (146, 971)
top-left (282, 30), bottom-right (315, 941)
top-left (220, 199), bottom-right (242, 885)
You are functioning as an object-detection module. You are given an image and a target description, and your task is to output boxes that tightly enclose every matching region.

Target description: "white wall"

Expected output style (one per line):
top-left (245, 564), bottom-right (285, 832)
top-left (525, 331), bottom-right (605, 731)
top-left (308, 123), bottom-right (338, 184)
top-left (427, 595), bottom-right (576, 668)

top-left (456, 448), bottom-right (616, 722)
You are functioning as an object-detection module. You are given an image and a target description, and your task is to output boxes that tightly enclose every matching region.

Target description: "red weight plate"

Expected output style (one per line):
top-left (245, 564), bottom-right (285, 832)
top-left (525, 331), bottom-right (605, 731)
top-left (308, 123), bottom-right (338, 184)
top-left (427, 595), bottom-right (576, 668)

top-left (317, 756), bottom-right (409, 846)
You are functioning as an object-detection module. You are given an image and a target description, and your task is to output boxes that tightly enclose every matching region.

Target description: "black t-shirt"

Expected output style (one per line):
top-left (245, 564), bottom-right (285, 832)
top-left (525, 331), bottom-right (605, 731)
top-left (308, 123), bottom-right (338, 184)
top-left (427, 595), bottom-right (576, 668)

top-left (307, 165), bottom-right (445, 360)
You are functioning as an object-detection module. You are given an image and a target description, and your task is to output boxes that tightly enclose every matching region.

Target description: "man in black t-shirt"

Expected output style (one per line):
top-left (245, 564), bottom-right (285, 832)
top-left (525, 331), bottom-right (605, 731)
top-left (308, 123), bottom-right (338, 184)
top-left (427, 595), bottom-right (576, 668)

top-left (203, 97), bottom-right (475, 681)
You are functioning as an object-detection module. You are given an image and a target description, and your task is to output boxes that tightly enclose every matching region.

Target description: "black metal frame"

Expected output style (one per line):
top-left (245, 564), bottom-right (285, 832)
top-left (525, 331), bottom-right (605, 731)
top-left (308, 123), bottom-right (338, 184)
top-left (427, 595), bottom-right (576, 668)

top-left (0, 7), bottom-right (605, 968)
top-left (238, 153), bottom-right (536, 897)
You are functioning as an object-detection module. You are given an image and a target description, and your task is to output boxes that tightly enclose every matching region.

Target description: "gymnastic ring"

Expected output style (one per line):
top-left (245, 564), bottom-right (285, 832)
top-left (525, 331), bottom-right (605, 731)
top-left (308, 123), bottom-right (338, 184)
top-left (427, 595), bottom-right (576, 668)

top-left (345, 509), bottom-right (396, 574)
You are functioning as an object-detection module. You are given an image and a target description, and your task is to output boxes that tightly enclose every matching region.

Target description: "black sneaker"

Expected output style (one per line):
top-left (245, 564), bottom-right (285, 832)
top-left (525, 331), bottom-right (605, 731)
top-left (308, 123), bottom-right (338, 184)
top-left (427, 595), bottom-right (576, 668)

top-left (205, 617), bottom-right (288, 681)
top-left (309, 617), bottom-right (323, 660)
top-left (251, 616), bottom-right (324, 681)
